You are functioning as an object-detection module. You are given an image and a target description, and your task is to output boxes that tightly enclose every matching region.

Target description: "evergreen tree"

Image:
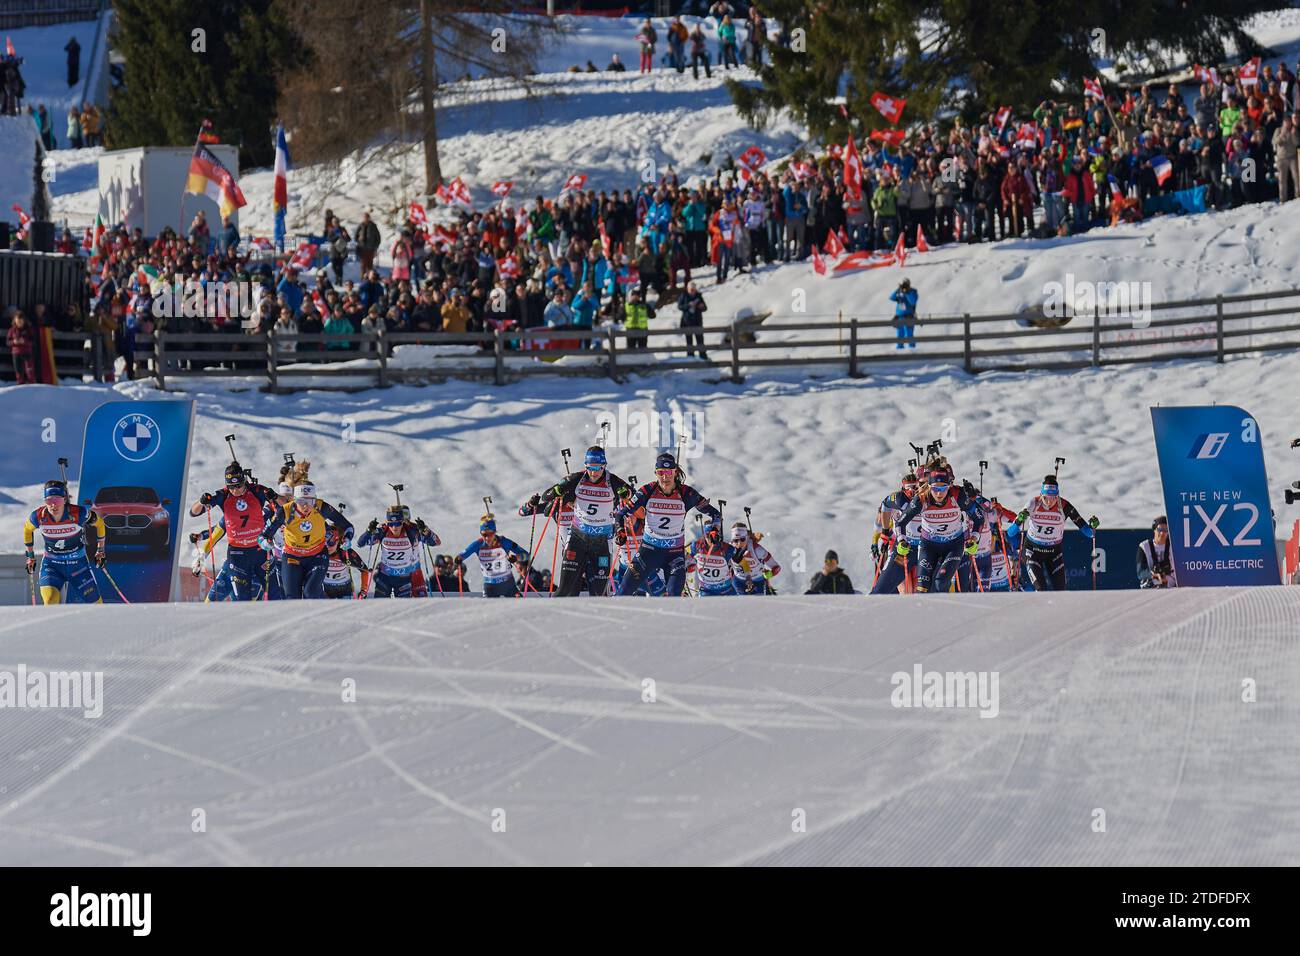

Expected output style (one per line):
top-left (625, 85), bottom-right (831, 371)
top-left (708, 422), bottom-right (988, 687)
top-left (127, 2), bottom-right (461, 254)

top-left (106, 0), bottom-right (301, 167)
top-left (731, 0), bottom-right (1275, 141)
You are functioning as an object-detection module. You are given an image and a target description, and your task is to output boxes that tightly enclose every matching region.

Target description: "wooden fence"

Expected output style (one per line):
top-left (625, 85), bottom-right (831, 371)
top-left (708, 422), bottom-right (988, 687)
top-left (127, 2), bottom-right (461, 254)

top-left (49, 287), bottom-right (1300, 391)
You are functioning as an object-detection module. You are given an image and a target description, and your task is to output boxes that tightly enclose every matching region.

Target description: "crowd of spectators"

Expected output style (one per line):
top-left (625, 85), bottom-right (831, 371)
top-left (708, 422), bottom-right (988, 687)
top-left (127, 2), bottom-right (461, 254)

top-left (6, 31), bottom-right (1300, 384)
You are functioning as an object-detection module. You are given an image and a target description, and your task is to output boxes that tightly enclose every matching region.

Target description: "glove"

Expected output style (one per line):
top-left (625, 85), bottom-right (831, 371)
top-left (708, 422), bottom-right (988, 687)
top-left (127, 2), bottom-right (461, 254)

top-left (341, 532), bottom-right (354, 550)
top-left (962, 479), bottom-right (978, 499)
top-left (963, 538), bottom-right (978, 556)
top-left (191, 553), bottom-right (204, 576)
top-left (871, 543), bottom-right (880, 561)
top-left (367, 518), bottom-right (379, 534)
top-left (614, 529), bottom-right (628, 546)
top-left (743, 580), bottom-right (755, 593)
top-left (528, 493), bottom-right (542, 511)
top-left (189, 531), bottom-right (202, 545)
top-left (895, 541), bottom-right (910, 557)
top-left (94, 549), bottom-right (107, 569)
top-left (25, 552), bottom-right (35, 575)
top-left (258, 535), bottom-right (272, 552)
top-left (762, 568), bottom-right (774, 580)
top-left (1088, 515), bottom-right (1100, 529)
top-left (416, 518), bottom-right (428, 533)
top-left (199, 492), bottom-right (213, 506)
top-left (1016, 509), bottom-right (1029, 525)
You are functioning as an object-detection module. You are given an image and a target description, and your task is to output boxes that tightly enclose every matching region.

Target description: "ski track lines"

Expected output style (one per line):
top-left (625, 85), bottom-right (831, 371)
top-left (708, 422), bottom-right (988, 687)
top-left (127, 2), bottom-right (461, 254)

top-left (1, 591), bottom-right (1297, 865)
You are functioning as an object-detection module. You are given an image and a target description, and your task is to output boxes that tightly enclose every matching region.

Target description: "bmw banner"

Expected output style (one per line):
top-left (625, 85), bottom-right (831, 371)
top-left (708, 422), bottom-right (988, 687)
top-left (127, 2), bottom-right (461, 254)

top-left (78, 400), bottom-right (197, 602)
top-left (1150, 405), bottom-right (1281, 587)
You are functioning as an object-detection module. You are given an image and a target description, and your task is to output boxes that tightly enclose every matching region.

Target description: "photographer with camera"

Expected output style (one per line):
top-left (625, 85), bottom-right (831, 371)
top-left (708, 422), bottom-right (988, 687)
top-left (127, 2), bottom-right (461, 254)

top-left (890, 278), bottom-right (918, 350)
top-left (1136, 515), bottom-right (1176, 589)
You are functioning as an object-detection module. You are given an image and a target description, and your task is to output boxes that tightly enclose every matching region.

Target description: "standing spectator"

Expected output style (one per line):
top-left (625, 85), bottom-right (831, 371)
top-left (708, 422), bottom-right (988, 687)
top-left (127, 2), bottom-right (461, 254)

top-left (931, 163), bottom-right (957, 244)
top-left (32, 103), bottom-right (55, 149)
top-left (741, 188), bottom-right (768, 267)
top-left (6, 310), bottom-right (36, 384)
top-left (871, 173), bottom-right (899, 248)
top-left (324, 307), bottom-right (352, 350)
top-left (804, 550), bottom-right (854, 594)
top-left (354, 212), bottom-right (381, 274)
top-left (677, 281), bottom-right (707, 359)
top-left (188, 210), bottom-right (210, 249)
top-left (890, 278), bottom-right (918, 350)
top-left (544, 289), bottom-right (573, 328)
top-left (746, 7), bottom-right (767, 68)
top-left (624, 286), bottom-right (653, 350)
top-left (667, 17), bottom-right (687, 73)
top-left (66, 105), bottom-right (82, 149)
top-left (218, 215), bottom-right (240, 256)
top-left (441, 290), bottom-right (471, 333)
top-left (2, 54), bottom-right (26, 115)
top-left (783, 177), bottom-right (809, 259)
top-left (1062, 156), bottom-right (1095, 233)
top-left (328, 219), bottom-right (350, 282)
top-left (1136, 516), bottom-right (1176, 588)
top-left (1274, 115), bottom-right (1298, 202)
top-left (718, 15), bottom-right (739, 70)
top-left (689, 24), bottom-right (711, 79)
top-left (273, 309), bottom-right (298, 356)
top-left (682, 188), bottom-right (709, 266)
top-left (64, 36), bottom-right (81, 87)
top-left (79, 103), bottom-right (100, 146)
top-left (636, 18), bottom-right (657, 74)
top-left (1000, 159), bottom-right (1033, 237)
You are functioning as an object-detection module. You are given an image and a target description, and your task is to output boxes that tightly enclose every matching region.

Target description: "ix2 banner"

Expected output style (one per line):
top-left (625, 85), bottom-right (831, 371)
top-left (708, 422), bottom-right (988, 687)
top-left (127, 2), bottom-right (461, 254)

top-left (1150, 405), bottom-right (1280, 587)
top-left (78, 400), bottom-right (196, 602)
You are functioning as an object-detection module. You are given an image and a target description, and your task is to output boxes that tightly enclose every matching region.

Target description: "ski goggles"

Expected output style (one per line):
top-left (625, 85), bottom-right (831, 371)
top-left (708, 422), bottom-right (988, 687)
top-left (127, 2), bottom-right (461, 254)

top-left (928, 480), bottom-right (950, 493)
top-left (655, 467), bottom-right (676, 479)
top-left (225, 474), bottom-right (247, 488)
top-left (1041, 483), bottom-right (1060, 496)
top-left (1153, 523), bottom-right (1169, 535)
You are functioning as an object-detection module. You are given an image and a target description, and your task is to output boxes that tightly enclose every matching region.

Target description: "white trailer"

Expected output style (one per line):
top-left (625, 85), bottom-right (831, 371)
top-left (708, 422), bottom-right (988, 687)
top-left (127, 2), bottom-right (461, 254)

top-left (97, 144), bottom-right (241, 238)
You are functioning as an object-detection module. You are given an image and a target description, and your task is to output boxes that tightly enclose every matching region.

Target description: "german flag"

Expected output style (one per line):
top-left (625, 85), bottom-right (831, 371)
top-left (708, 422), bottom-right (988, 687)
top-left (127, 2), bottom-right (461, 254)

top-left (186, 144), bottom-right (247, 219)
top-left (1062, 116), bottom-right (1084, 132)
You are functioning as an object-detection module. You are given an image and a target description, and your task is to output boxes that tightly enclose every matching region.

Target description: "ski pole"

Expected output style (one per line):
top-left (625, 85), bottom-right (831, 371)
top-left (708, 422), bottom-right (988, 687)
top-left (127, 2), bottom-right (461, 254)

top-left (456, 564), bottom-right (464, 594)
top-left (520, 499), bottom-right (557, 597)
top-left (27, 559), bottom-right (36, 605)
top-left (101, 565), bottom-right (131, 604)
top-left (204, 505), bottom-right (218, 583)
top-left (516, 505), bottom-right (540, 598)
top-left (549, 508), bottom-right (562, 595)
top-left (426, 543), bottom-right (445, 597)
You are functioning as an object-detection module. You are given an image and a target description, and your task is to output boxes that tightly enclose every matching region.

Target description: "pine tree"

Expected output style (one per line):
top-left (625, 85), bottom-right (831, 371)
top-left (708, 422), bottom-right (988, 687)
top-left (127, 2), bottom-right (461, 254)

top-left (106, 0), bottom-right (301, 167)
top-left (730, 0), bottom-right (1276, 141)
top-left (32, 141), bottom-right (51, 222)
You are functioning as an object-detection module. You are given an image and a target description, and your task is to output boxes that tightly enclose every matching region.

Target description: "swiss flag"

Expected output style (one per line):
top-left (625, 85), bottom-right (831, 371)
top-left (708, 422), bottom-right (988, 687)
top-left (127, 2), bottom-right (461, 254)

top-left (823, 228), bottom-right (844, 258)
top-left (834, 250), bottom-right (897, 271)
top-left (870, 92), bottom-right (905, 125)
top-left (843, 133), bottom-right (863, 201)
top-left (827, 143), bottom-right (843, 160)
top-left (561, 173), bottom-right (587, 193)
top-left (289, 241), bottom-right (317, 270)
top-left (492, 180), bottom-right (513, 197)
top-left (431, 224), bottom-right (458, 249)
top-left (792, 161), bottom-right (816, 180)
top-left (811, 244), bottom-right (827, 276)
top-left (448, 176), bottom-right (472, 207)
top-left (1238, 56), bottom-right (1261, 87)
top-left (869, 128), bottom-right (906, 147)
top-left (915, 226), bottom-right (930, 253)
top-left (737, 146), bottom-right (767, 183)
top-left (408, 201), bottom-right (427, 225)
top-left (498, 254), bottom-right (520, 279)
top-left (893, 232), bottom-right (906, 268)
top-left (994, 106), bottom-right (1012, 132)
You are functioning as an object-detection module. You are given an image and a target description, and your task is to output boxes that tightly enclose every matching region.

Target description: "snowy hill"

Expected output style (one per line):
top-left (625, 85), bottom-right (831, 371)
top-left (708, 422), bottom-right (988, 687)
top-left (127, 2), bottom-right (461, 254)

top-left (0, 587), bottom-right (1296, 865)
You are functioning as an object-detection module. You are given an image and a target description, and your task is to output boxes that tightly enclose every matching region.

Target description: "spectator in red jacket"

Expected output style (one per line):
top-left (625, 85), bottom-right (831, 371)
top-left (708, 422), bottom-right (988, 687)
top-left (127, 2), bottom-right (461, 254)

top-left (6, 310), bottom-right (36, 384)
top-left (1000, 160), bottom-right (1034, 237)
top-left (1062, 156), bottom-right (1097, 233)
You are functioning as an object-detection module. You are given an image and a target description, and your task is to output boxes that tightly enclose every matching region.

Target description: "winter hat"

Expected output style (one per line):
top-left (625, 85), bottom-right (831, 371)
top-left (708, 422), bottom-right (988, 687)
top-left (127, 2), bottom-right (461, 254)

top-left (824, 549), bottom-right (839, 563)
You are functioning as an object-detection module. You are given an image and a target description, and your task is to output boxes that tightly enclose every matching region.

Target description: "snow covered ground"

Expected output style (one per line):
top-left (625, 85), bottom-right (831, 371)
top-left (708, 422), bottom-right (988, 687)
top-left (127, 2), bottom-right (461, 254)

top-left (0, 587), bottom-right (1296, 866)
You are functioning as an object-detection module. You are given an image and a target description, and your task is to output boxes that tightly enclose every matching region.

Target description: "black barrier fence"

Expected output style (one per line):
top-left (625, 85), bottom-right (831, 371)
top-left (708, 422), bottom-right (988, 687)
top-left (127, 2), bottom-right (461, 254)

top-left (0, 250), bottom-right (88, 319)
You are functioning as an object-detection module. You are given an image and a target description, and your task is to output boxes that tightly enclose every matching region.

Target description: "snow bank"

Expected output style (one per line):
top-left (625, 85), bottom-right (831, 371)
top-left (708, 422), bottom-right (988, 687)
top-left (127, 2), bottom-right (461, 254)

top-left (0, 586), bottom-right (1295, 865)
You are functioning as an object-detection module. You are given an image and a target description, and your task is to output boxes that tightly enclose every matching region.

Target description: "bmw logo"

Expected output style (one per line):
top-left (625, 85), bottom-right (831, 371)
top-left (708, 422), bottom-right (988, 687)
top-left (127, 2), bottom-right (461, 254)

top-left (298, 520), bottom-right (313, 532)
top-left (112, 413), bottom-right (160, 462)
top-left (235, 498), bottom-right (248, 511)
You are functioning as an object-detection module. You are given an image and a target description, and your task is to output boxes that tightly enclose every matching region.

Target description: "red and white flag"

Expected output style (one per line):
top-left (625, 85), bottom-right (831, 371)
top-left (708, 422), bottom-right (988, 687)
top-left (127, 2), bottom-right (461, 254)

top-left (4, 37), bottom-right (14, 58)
top-left (448, 176), bottom-right (472, 208)
top-left (1016, 122), bottom-right (1041, 150)
top-left (1238, 56), bottom-right (1261, 87)
top-left (11, 203), bottom-right (30, 239)
top-left (915, 225), bottom-right (930, 253)
top-left (893, 232), bottom-right (906, 268)
top-left (833, 250), bottom-right (897, 272)
top-left (994, 105), bottom-right (1012, 132)
top-left (823, 228), bottom-right (845, 259)
top-left (431, 224), bottom-right (458, 249)
top-left (811, 244), bottom-right (827, 276)
top-left (737, 146), bottom-right (767, 184)
top-left (826, 143), bottom-right (844, 160)
top-left (870, 92), bottom-right (905, 125)
top-left (1083, 76), bottom-right (1105, 101)
top-left (791, 161), bottom-right (816, 180)
top-left (498, 254), bottom-right (520, 279)
top-left (869, 128), bottom-right (906, 148)
top-left (1192, 64), bottom-right (1221, 86)
top-left (408, 201), bottom-right (428, 226)
top-left (492, 180), bottom-right (513, 197)
top-left (289, 241), bottom-right (317, 270)
top-left (843, 133), bottom-right (863, 201)
top-left (560, 173), bottom-right (587, 194)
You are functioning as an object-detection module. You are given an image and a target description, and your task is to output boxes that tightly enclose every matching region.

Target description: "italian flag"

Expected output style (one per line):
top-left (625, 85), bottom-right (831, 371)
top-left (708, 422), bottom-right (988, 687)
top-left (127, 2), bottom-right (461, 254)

top-left (91, 212), bottom-right (105, 253)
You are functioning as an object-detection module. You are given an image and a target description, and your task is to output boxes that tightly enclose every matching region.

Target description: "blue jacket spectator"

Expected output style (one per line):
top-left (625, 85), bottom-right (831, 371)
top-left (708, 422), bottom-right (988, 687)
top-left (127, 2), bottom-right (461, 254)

top-left (889, 278), bottom-right (918, 349)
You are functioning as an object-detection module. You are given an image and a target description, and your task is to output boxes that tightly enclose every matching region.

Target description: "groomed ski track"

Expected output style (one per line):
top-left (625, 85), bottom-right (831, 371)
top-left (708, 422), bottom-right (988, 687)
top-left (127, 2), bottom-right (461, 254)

top-left (0, 588), bottom-right (1296, 866)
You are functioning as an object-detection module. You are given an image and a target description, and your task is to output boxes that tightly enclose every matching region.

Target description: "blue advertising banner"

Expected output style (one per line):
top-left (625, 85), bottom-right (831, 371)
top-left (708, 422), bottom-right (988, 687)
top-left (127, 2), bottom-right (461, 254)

top-left (1150, 405), bottom-right (1280, 586)
top-left (78, 400), bottom-right (196, 602)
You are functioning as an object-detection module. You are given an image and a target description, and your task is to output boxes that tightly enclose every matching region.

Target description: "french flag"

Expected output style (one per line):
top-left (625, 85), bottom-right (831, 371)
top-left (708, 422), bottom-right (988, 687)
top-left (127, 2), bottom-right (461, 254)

top-left (1152, 155), bottom-right (1172, 186)
top-left (273, 123), bottom-right (290, 249)
top-left (1107, 174), bottom-right (1123, 200)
